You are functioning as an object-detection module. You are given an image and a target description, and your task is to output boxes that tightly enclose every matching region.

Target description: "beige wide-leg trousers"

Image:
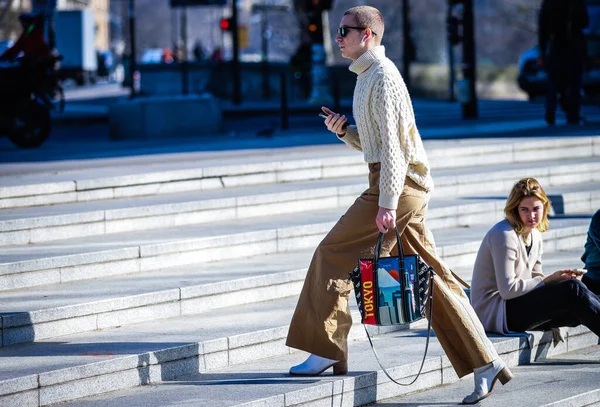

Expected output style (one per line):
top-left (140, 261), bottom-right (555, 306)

top-left (286, 163), bottom-right (498, 378)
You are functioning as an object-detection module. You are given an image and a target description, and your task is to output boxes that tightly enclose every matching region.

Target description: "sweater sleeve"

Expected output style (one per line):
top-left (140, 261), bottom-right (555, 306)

top-left (532, 237), bottom-right (544, 279)
top-left (491, 230), bottom-right (545, 300)
top-left (337, 125), bottom-right (362, 151)
top-left (374, 75), bottom-right (410, 210)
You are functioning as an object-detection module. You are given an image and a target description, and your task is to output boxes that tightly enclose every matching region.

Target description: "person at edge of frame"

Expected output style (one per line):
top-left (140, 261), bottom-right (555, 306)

top-left (582, 209), bottom-right (600, 295)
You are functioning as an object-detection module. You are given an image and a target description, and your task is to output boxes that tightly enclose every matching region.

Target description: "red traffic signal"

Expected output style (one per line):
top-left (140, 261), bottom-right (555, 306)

top-left (220, 17), bottom-right (232, 31)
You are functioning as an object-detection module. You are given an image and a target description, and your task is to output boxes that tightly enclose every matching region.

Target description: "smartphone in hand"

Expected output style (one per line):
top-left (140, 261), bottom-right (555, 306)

top-left (319, 112), bottom-right (349, 129)
top-left (572, 268), bottom-right (588, 275)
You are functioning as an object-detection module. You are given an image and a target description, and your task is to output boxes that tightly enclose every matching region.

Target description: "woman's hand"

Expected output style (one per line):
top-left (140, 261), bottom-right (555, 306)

top-left (321, 106), bottom-right (348, 136)
top-left (543, 269), bottom-right (577, 285)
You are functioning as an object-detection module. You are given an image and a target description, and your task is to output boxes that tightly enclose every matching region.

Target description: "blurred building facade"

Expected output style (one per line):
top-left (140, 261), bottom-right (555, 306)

top-left (2, 0), bottom-right (541, 68)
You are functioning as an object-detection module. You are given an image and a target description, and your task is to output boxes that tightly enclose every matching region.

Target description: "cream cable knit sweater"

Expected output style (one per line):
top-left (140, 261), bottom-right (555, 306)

top-left (339, 46), bottom-right (433, 210)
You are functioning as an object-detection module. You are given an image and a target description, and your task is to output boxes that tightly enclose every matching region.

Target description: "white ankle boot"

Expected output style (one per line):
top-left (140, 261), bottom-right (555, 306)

top-left (462, 358), bottom-right (513, 404)
top-left (289, 354), bottom-right (348, 376)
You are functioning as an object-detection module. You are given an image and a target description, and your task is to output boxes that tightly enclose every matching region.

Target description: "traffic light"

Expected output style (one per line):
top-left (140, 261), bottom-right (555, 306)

top-left (447, 0), bottom-right (464, 46)
top-left (305, 0), bottom-right (333, 10)
top-left (447, 0), bottom-right (477, 118)
top-left (220, 17), bottom-right (233, 32)
top-left (307, 10), bottom-right (324, 43)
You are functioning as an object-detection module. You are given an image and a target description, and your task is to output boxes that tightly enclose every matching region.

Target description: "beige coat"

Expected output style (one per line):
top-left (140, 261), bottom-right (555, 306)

top-left (470, 219), bottom-right (546, 334)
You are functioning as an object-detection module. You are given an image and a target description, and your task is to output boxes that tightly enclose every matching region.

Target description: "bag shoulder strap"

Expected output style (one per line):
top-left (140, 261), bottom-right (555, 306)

top-left (363, 271), bottom-right (435, 386)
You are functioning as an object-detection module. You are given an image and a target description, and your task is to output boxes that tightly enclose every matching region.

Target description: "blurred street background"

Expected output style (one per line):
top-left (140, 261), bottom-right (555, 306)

top-left (1, 0), bottom-right (600, 156)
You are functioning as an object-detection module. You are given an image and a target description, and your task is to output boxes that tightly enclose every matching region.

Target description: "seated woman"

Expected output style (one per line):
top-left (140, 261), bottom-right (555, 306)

top-left (582, 209), bottom-right (600, 295)
top-left (470, 178), bottom-right (600, 337)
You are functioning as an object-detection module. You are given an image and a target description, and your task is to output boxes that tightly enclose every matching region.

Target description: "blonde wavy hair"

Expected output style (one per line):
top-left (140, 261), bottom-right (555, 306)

top-left (504, 177), bottom-right (550, 234)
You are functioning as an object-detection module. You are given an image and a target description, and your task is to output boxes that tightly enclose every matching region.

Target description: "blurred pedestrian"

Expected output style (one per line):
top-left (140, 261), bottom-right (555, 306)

top-left (539, 0), bottom-right (589, 125)
top-left (210, 47), bottom-right (223, 62)
top-left (0, 12), bottom-right (52, 92)
top-left (582, 209), bottom-right (600, 295)
top-left (192, 40), bottom-right (206, 61)
top-left (174, 42), bottom-right (186, 62)
top-left (162, 48), bottom-right (174, 64)
top-left (0, 13), bottom-right (51, 62)
top-left (32, 0), bottom-right (57, 51)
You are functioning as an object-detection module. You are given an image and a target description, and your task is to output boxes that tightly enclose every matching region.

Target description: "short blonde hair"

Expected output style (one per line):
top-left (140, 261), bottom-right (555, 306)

top-left (344, 6), bottom-right (384, 44)
top-left (504, 178), bottom-right (550, 234)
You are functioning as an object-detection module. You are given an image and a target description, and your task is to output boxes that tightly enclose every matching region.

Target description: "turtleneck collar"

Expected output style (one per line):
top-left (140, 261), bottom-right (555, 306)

top-left (349, 45), bottom-right (386, 75)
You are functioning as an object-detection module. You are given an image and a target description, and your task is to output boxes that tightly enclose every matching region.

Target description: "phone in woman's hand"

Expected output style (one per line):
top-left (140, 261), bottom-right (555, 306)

top-left (572, 268), bottom-right (587, 275)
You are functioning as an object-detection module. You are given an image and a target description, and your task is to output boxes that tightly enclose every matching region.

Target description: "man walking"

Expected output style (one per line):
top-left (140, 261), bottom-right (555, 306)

top-left (285, 5), bottom-right (512, 405)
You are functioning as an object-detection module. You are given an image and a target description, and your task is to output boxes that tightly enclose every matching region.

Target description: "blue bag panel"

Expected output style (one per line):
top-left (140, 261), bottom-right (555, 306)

top-left (375, 257), bottom-right (405, 324)
top-left (403, 255), bottom-right (420, 322)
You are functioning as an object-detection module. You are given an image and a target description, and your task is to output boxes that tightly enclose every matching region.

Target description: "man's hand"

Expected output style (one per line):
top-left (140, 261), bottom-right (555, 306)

top-left (322, 106), bottom-right (348, 136)
top-left (376, 206), bottom-right (396, 233)
top-left (543, 269), bottom-right (577, 285)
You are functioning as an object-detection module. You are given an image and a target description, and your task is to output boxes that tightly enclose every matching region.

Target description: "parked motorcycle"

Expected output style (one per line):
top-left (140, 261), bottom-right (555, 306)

top-left (0, 55), bottom-right (64, 148)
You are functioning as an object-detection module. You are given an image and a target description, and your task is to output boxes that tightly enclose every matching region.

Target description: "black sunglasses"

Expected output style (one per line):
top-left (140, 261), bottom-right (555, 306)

top-left (337, 25), bottom-right (377, 38)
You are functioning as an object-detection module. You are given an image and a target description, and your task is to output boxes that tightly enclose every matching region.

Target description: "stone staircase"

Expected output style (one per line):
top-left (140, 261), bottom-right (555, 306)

top-left (0, 135), bottom-right (598, 407)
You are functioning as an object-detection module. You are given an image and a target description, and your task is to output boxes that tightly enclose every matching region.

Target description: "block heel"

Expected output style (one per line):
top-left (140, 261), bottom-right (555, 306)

top-left (332, 361), bottom-right (348, 375)
top-left (497, 367), bottom-right (513, 385)
top-left (462, 360), bottom-right (512, 404)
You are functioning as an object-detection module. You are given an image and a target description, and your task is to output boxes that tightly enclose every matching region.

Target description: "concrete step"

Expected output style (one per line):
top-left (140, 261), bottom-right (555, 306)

top-left (463, 181), bottom-right (600, 216)
top-left (375, 345), bottom-right (600, 407)
top-left (0, 197), bottom-right (590, 293)
top-left (544, 181), bottom-right (600, 215)
top-left (0, 219), bottom-right (587, 348)
top-left (1, 158), bottom-right (599, 246)
top-left (0, 293), bottom-right (405, 406)
top-left (451, 249), bottom-right (586, 285)
top-left (0, 278), bottom-right (596, 407)
top-left (1, 136), bottom-right (598, 209)
top-left (13, 317), bottom-right (594, 407)
top-left (0, 250), bottom-right (310, 347)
